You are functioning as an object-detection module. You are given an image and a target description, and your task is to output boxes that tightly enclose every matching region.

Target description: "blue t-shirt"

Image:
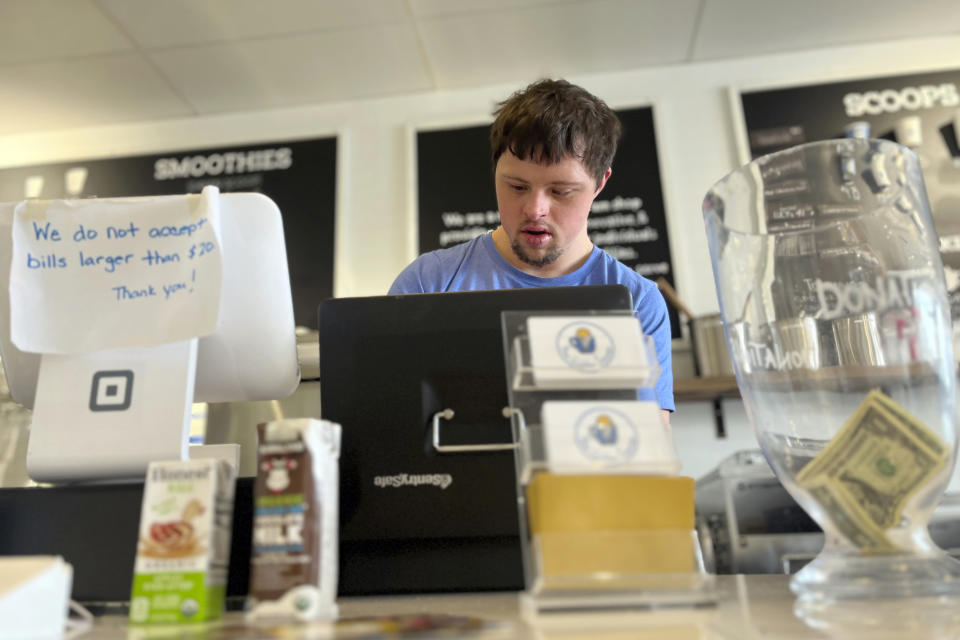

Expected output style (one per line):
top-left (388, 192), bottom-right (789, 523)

top-left (389, 233), bottom-right (674, 411)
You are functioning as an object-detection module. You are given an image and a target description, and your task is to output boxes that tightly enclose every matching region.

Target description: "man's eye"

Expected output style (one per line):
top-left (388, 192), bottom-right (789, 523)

top-left (552, 189), bottom-right (572, 197)
top-left (510, 184), bottom-right (527, 192)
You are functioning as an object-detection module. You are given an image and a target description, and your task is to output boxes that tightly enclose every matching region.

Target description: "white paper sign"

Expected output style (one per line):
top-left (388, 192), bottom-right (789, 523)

top-left (541, 400), bottom-right (679, 474)
top-left (527, 315), bottom-right (657, 388)
top-left (10, 186), bottom-right (223, 354)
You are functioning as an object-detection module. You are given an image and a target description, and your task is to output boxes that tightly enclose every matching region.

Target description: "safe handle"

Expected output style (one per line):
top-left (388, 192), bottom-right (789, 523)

top-left (431, 407), bottom-right (523, 453)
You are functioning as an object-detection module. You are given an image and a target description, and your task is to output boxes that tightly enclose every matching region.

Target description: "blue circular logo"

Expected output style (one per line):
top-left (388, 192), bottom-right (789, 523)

top-left (573, 407), bottom-right (639, 465)
top-left (556, 321), bottom-right (616, 373)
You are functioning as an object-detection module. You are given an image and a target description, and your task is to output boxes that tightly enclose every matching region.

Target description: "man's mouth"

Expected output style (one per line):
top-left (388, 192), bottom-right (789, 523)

top-left (521, 227), bottom-right (552, 246)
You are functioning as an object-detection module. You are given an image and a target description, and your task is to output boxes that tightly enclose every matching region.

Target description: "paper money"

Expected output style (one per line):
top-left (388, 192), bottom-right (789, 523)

top-left (806, 484), bottom-right (897, 553)
top-left (797, 389), bottom-right (949, 552)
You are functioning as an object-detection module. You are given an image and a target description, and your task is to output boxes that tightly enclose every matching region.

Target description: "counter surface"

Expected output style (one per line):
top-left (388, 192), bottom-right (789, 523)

top-left (76, 574), bottom-right (960, 639)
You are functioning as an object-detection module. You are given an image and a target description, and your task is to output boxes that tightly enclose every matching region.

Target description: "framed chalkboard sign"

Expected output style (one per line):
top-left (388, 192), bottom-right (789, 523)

top-left (0, 137), bottom-right (337, 328)
top-left (413, 106), bottom-right (679, 338)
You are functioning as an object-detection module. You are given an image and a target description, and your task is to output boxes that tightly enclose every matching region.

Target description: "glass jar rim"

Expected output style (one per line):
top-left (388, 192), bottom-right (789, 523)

top-left (702, 138), bottom-right (921, 239)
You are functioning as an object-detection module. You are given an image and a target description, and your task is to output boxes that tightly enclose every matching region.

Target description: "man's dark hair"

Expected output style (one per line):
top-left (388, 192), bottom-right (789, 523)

top-left (490, 78), bottom-right (622, 187)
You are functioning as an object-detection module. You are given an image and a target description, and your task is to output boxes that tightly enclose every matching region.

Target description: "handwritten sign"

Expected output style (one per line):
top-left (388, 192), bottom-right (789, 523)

top-left (10, 186), bottom-right (223, 354)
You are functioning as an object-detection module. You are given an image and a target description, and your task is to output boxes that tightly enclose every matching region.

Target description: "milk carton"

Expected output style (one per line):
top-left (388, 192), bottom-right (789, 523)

top-left (129, 459), bottom-right (236, 624)
top-left (246, 419), bottom-right (341, 622)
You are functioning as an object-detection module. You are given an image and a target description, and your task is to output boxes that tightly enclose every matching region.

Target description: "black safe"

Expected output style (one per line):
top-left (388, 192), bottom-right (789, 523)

top-left (318, 285), bottom-right (633, 594)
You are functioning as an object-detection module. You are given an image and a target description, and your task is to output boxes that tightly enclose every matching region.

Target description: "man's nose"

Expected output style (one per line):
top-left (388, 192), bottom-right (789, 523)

top-left (522, 190), bottom-right (549, 218)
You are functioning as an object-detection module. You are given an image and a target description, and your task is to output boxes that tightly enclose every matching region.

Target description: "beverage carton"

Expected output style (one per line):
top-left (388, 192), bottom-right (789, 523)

top-left (129, 459), bottom-right (236, 624)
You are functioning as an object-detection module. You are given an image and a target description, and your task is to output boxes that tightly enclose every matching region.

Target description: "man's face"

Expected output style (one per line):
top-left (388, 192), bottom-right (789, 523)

top-left (494, 151), bottom-right (609, 274)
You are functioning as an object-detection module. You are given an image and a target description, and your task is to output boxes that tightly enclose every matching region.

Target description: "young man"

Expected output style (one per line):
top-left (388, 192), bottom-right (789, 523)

top-left (390, 79), bottom-right (674, 418)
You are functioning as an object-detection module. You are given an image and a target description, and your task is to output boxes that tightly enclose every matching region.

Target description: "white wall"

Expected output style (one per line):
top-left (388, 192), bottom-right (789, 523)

top-left (3, 35), bottom-right (960, 306)
top-left (3, 34), bottom-right (960, 479)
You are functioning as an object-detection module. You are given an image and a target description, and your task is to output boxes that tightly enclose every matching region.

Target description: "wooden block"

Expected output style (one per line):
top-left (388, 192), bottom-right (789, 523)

top-left (536, 529), bottom-right (695, 575)
top-left (526, 474), bottom-right (695, 533)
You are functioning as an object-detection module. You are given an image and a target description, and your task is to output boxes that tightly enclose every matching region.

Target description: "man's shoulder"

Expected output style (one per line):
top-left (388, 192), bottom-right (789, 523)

top-left (435, 235), bottom-right (485, 258)
top-left (582, 250), bottom-right (669, 324)
top-left (389, 234), bottom-right (491, 293)
top-left (415, 234), bottom-right (488, 273)
top-left (590, 248), bottom-right (659, 295)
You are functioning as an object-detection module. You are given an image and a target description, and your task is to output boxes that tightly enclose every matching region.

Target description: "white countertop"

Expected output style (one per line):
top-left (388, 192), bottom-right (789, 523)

top-left (78, 575), bottom-right (960, 639)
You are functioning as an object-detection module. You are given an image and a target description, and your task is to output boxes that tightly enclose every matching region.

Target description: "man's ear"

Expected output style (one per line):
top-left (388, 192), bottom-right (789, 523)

top-left (595, 168), bottom-right (612, 195)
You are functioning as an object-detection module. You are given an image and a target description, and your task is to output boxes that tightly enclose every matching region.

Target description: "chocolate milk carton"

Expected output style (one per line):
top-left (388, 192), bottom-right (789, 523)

top-left (247, 419), bottom-right (341, 621)
top-left (129, 459), bottom-right (236, 624)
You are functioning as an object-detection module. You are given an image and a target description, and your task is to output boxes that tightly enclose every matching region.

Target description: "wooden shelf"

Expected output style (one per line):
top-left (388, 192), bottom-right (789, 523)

top-left (674, 376), bottom-right (740, 402)
top-left (739, 362), bottom-right (936, 392)
top-left (674, 363), bottom-right (939, 402)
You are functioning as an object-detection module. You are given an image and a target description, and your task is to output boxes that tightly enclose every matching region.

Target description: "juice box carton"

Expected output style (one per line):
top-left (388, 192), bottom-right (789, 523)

top-left (129, 458), bottom-right (236, 624)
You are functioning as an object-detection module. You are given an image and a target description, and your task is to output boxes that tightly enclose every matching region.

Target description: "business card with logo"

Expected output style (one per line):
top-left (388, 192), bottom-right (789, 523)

top-left (527, 316), bottom-right (657, 388)
top-left (540, 401), bottom-right (679, 474)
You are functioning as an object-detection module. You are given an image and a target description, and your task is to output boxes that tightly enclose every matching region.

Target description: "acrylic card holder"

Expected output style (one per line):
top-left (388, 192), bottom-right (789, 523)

top-left (501, 310), bottom-right (716, 616)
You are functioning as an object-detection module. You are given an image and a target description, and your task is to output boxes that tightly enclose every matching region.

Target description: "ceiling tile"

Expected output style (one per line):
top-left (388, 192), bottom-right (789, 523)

top-left (0, 54), bottom-right (193, 136)
top-left (410, 0), bottom-right (579, 17)
top-left (418, 0), bottom-right (701, 89)
top-left (0, 0), bottom-right (133, 65)
top-left (98, 0), bottom-right (409, 49)
top-left (693, 0), bottom-right (960, 60)
top-left (149, 24), bottom-right (432, 113)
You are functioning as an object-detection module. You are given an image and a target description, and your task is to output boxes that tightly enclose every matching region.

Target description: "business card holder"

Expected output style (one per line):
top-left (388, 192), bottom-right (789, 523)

top-left (501, 311), bottom-right (716, 615)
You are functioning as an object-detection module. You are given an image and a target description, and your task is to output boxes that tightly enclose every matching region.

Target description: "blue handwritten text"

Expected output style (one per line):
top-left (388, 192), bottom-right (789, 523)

top-left (113, 285), bottom-right (157, 301)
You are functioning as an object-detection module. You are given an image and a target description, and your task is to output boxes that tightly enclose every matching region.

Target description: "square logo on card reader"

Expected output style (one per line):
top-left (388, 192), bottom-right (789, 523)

top-left (89, 370), bottom-right (134, 412)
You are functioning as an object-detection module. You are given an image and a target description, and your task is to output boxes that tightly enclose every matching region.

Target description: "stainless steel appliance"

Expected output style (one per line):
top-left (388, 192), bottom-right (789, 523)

top-left (696, 450), bottom-right (960, 574)
top-left (696, 450), bottom-right (823, 575)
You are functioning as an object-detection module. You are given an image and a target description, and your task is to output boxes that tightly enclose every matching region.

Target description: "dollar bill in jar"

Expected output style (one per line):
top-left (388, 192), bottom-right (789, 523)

top-left (797, 389), bottom-right (949, 553)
